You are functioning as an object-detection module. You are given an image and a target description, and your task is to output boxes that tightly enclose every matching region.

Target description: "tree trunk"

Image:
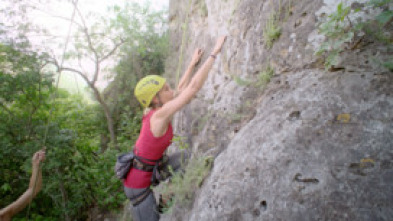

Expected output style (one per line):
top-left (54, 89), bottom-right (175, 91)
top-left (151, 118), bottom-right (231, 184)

top-left (56, 168), bottom-right (70, 221)
top-left (100, 134), bottom-right (110, 153)
top-left (91, 86), bottom-right (118, 150)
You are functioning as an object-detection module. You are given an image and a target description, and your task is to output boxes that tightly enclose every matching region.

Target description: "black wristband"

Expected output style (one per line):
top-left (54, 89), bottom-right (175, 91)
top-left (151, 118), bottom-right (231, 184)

top-left (210, 54), bottom-right (216, 59)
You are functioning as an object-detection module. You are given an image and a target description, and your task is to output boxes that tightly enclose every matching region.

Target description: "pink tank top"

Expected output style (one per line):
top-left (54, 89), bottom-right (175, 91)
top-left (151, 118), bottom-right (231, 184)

top-left (124, 109), bottom-right (173, 188)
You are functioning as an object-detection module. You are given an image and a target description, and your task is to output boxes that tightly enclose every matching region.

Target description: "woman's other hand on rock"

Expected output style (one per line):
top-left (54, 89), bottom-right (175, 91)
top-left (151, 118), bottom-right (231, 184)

top-left (191, 48), bottom-right (204, 66)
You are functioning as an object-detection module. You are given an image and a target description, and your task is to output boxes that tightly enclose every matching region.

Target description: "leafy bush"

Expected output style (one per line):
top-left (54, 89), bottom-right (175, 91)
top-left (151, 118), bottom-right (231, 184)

top-left (316, 2), bottom-right (355, 69)
top-left (160, 155), bottom-right (213, 212)
top-left (382, 59), bottom-right (393, 71)
top-left (234, 75), bottom-right (252, 86)
top-left (316, 0), bottom-right (393, 70)
top-left (1, 1), bottom-right (168, 219)
top-left (263, 12), bottom-right (282, 48)
top-left (233, 64), bottom-right (274, 89)
top-left (0, 42), bottom-right (131, 219)
top-left (256, 65), bottom-right (274, 88)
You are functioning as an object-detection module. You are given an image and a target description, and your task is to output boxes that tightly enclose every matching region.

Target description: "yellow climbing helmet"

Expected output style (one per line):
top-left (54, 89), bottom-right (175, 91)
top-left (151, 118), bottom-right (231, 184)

top-left (134, 75), bottom-right (166, 108)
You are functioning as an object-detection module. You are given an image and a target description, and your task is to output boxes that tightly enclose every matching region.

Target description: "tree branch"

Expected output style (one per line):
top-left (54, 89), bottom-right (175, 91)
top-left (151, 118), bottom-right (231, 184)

top-left (92, 61), bottom-right (100, 85)
top-left (49, 56), bottom-right (91, 86)
top-left (31, 6), bottom-right (85, 30)
top-left (99, 39), bottom-right (125, 62)
top-left (73, 4), bottom-right (101, 84)
top-left (75, 5), bottom-right (99, 61)
top-left (60, 67), bottom-right (92, 86)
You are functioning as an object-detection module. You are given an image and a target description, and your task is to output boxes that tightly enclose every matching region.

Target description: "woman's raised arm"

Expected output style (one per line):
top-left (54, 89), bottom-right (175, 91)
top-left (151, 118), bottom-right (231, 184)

top-left (177, 48), bottom-right (204, 93)
top-left (155, 36), bottom-right (227, 122)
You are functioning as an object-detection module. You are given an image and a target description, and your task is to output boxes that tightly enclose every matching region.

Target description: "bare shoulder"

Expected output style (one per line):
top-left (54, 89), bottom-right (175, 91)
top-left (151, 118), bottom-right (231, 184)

top-left (150, 110), bottom-right (170, 137)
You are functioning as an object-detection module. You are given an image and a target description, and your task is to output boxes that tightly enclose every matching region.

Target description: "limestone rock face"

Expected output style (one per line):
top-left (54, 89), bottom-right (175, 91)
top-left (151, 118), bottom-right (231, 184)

top-left (163, 0), bottom-right (393, 220)
top-left (188, 70), bottom-right (393, 221)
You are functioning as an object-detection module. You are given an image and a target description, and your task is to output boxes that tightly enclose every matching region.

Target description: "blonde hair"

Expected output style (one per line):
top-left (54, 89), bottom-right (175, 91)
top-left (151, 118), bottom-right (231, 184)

top-left (143, 107), bottom-right (152, 115)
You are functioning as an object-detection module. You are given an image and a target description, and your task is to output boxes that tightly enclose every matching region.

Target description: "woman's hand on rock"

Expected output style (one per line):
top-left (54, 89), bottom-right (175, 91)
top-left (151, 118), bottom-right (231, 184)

top-left (212, 36), bottom-right (227, 56)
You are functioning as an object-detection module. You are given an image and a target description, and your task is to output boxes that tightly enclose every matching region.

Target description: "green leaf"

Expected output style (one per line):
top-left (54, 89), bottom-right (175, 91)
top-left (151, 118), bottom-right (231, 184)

top-left (316, 42), bottom-right (330, 55)
top-left (354, 22), bottom-right (364, 31)
top-left (376, 10), bottom-right (393, 25)
top-left (383, 61), bottom-right (393, 71)
top-left (1, 183), bottom-right (11, 192)
top-left (234, 76), bottom-right (252, 86)
top-left (337, 3), bottom-right (343, 14)
top-left (368, 0), bottom-right (392, 7)
top-left (343, 31), bottom-right (354, 42)
top-left (333, 39), bottom-right (345, 49)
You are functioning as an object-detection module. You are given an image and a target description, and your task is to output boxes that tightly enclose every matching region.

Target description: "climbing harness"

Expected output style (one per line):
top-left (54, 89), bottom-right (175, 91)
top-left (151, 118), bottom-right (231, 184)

top-left (114, 152), bottom-right (136, 179)
top-left (115, 147), bottom-right (170, 186)
top-left (114, 150), bottom-right (164, 179)
top-left (115, 151), bottom-right (168, 207)
top-left (133, 155), bottom-right (163, 173)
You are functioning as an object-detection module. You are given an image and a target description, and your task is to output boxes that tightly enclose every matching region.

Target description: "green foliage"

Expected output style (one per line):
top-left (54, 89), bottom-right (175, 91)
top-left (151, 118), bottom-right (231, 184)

top-left (109, 1), bottom-right (168, 57)
top-left (104, 2), bottom-right (168, 149)
top-left (198, 1), bottom-right (208, 17)
top-left (375, 10), bottom-right (393, 25)
top-left (0, 42), bottom-right (56, 217)
top-left (172, 135), bottom-right (189, 150)
top-left (161, 155), bottom-right (213, 212)
top-left (194, 111), bottom-right (213, 132)
top-left (263, 12), bottom-right (282, 48)
top-left (0, 1), bottom-right (169, 219)
top-left (316, 0), bottom-right (393, 70)
top-left (89, 148), bottom-right (128, 209)
top-left (368, 0), bottom-right (392, 7)
top-left (383, 60), bottom-right (393, 71)
top-left (230, 113), bottom-right (248, 123)
top-left (316, 2), bottom-right (357, 69)
top-left (0, 40), bottom-right (133, 219)
top-left (234, 76), bottom-right (252, 86)
top-left (117, 107), bottom-right (143, 149)
top-left (233, 64), bottom-right (274, 88)
top-left (256, 65), bottom-right (274, 88)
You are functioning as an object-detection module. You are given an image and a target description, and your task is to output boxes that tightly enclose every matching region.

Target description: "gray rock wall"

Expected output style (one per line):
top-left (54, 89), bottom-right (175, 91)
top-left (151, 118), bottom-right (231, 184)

top-left (163, 0), bottom-right (393, 220)
top-left (188, 69), bottom-right (393, 221)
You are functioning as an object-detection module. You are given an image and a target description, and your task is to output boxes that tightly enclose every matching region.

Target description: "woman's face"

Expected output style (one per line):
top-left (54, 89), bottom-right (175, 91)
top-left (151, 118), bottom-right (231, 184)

top-left (157, 83), bottom-right (174, 104)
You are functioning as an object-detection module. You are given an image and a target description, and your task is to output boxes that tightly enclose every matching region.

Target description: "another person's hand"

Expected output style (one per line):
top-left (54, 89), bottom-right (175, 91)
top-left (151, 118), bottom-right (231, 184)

top-left (212, 36), bottom-right (227, 56)
top-left (191, 48), bottom-right (204, 66)
top-left (32, 149), bottom-right (46, 167)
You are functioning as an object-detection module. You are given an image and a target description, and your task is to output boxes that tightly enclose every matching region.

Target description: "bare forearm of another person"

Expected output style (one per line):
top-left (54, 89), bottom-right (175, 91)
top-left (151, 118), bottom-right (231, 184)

top-left (0, 150), bottom-right (46, 221)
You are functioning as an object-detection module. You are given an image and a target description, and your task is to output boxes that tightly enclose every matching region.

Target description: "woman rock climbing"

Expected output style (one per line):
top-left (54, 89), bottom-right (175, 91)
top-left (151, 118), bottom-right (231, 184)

top-left (123, 36), bottom-right (227, 221)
